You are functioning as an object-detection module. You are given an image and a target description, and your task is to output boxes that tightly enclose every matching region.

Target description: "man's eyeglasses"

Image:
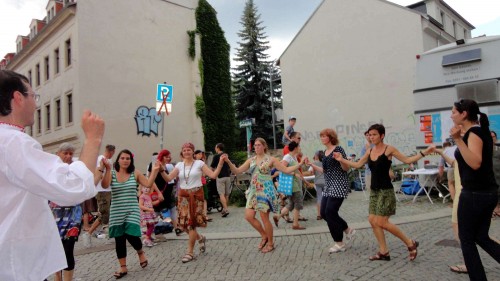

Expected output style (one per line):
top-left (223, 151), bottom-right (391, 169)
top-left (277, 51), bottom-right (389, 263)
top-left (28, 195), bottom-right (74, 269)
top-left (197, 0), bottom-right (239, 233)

top-left (25, 92), bottom-right (40, 102)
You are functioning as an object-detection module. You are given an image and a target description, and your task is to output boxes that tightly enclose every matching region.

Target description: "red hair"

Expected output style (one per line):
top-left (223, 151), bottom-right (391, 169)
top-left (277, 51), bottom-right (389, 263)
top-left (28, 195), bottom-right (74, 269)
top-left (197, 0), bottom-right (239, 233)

top-left (157, 149), bottom-right (171, 161)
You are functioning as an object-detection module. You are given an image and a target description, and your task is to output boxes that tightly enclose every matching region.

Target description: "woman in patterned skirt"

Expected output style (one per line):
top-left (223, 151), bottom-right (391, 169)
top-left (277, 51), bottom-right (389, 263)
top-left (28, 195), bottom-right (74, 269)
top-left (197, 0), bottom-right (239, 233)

top-left (157, 143), bottom-right (227, 263)
top-left (334, 124), bottom-right (434, 262)
top-left (224, 138), bottom-right (305, 253)
top-left (101, 149), bottom-right (159, 279)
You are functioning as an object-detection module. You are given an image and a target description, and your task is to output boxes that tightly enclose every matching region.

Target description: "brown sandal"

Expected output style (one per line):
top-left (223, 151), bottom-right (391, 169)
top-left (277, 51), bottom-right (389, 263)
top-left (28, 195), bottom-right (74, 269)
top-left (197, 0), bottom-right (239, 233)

top-left (113, 265), bottom-right (128, 279)
top-left (261, 243), bottom-right (275, 253)
top-left (369, 252), bottom-right (391, 261)
top-left (138, 250), bottom-right (148, 268)
top-left (258, 238), bottom-right (268, 250)
top-left (408, 240), bottom-right (419, 261)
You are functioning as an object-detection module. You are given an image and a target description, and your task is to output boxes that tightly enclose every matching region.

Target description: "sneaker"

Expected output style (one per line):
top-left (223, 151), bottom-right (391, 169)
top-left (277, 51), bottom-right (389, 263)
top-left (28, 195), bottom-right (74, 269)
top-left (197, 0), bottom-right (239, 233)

top-left (81, 232), bottom-right (92, 248)
top-left (143, 239), bottom-right (155, 247)
top-left (329, 243), bottom-right (346, 253)
top-left (97, 233), bottom-right (107, 239)
top-left (345, 228), bottom-right (357, 246)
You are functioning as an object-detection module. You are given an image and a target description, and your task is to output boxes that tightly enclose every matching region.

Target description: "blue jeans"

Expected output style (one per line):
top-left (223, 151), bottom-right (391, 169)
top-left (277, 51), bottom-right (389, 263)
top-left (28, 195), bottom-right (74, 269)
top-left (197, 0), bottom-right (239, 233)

top-left (458, 190), bottom-right (500, 281)
top-left (320, 196), bottom-right (348, 242)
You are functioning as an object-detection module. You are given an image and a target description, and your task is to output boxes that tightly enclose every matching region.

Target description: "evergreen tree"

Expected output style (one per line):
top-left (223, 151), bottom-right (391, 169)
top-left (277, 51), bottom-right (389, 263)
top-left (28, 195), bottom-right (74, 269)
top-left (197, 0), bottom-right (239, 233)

top-left (233, 0), bottom-right (278, 147)
top-left (196, 0), bottom-right (236, 153)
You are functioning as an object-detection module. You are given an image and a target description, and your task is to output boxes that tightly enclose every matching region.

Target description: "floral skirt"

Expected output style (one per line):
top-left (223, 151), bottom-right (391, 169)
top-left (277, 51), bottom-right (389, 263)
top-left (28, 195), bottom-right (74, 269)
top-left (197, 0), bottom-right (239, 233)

top-left (246, 177), bottom-right (279, 213)
top-left (177, 186), bottom-right (206, 231)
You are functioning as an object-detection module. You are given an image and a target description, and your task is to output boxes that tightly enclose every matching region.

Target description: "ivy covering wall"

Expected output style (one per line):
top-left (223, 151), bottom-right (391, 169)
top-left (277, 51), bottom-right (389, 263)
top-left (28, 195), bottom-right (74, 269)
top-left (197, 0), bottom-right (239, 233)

top-left (194, 0), bottom-right (236, 153)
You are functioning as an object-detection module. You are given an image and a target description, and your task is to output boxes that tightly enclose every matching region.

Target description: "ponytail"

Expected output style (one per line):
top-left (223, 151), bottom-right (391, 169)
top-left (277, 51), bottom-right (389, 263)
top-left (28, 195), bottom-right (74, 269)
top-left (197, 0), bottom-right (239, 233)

top-left (479, 112), bottom-right (490, 134)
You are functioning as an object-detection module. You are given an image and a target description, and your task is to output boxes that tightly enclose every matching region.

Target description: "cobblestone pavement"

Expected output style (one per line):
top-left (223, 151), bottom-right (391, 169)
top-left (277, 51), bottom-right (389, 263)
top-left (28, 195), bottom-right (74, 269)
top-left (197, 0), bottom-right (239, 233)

top-left (68, 191), bottom-right (499, 281)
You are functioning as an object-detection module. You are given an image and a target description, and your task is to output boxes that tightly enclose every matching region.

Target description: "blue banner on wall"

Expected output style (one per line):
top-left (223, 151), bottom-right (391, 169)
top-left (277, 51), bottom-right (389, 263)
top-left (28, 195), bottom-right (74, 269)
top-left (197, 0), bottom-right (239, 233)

top-left (432, 113), bottom-right (441, 143)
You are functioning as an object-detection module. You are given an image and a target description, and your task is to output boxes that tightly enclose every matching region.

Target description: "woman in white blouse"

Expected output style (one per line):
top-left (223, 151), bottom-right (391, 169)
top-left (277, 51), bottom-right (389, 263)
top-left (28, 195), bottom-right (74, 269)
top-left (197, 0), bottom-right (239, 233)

top-left (159, 142), bottom-right (226, 263)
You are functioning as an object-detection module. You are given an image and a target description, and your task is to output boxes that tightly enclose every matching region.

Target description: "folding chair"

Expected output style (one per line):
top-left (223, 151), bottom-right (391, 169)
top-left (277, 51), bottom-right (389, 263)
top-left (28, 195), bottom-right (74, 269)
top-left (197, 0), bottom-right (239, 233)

top-left (358, 169), bottom-right (369, 201)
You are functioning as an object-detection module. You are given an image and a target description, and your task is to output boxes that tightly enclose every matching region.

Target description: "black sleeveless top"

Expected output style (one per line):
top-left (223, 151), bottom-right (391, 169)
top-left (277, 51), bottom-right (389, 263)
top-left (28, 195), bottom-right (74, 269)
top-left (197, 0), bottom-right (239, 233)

top-left (368, 146), bottom-right (393, 190)
top-left (455, 126), bottom-right (498, 192)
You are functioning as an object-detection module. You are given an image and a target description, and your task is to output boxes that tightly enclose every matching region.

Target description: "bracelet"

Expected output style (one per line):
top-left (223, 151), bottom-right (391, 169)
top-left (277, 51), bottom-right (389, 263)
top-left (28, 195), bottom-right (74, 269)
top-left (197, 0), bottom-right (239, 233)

top-left (98, 169), bottom-right (104, 173)
top-left (419, 151), bottom-right (425, 157)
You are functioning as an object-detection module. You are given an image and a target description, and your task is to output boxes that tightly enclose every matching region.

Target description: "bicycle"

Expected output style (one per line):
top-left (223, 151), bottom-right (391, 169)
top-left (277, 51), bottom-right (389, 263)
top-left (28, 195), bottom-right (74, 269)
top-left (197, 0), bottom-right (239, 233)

top-left (228, 173), bottom-right (250, 206)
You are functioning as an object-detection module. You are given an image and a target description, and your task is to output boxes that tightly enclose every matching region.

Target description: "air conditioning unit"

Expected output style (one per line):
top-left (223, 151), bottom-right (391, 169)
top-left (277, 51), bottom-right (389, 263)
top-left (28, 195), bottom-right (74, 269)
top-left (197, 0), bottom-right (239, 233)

top-left (456, 79), bottom-right (499, 103)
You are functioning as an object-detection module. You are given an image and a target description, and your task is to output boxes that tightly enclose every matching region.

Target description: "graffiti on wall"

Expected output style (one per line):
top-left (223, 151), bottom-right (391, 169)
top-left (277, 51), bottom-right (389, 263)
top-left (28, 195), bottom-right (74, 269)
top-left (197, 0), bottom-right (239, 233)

top-left (300, 118), bottom-right (417, 159)
top-left (134, 106), bottom-right (162, 136)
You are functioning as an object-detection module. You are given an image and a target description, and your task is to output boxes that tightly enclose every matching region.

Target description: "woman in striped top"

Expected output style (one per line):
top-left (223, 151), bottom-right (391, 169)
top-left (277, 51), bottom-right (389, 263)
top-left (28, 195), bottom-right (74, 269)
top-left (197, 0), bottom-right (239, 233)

top-left (101, 149), bottom-right (158, 279)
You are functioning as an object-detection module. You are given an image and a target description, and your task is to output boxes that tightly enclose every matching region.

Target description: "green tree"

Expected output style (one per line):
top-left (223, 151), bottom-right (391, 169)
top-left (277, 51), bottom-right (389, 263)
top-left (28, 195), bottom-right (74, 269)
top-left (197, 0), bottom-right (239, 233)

top-left (233, 0), bottom-right (278, 147)
top-left (195, 0), bottom-right (236, 153)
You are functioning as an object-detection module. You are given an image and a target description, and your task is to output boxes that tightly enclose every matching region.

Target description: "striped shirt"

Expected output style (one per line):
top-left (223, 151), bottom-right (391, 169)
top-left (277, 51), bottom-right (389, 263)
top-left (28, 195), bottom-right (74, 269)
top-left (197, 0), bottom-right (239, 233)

top-left (109, 171), bottom-right (141, 238)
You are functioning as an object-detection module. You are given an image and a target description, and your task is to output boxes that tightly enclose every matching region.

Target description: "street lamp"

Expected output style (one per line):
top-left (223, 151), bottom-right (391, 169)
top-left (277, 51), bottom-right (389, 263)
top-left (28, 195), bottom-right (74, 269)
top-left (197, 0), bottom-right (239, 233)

top-left (269, 61), bottom-right (279, 150)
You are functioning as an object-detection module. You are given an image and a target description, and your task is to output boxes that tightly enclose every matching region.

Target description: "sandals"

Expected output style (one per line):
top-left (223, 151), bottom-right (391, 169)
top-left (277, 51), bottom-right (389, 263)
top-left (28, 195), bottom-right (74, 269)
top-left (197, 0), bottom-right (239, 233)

top-left (181, 253), bottom-right (195, 263)
top-left (261, 244), bottom-right (275, 253)
top-left (408, 240), bottom-right (419, 261)
top-left (273, 215), bottom-right (279, 227)
top-left (258, 238), bottom-right (268, 250)
top-left (138, 250), bottom-right (148, 268)
top-left (450, 264), bottom-right (468, 274)
top-left (284, 218), bottom-right (293, 223)
top-left (114, 265), bottom-right (128, 279)
top-left (317, 216), bottom-right (322, 220)
top-left (369, 252), bottom-right (391, 261)
top-left (198, 235), bottom-right (206, 253)
top-left (298, 217), bottom-right (308, 221)
top-left (175, 228), bottom-right (182, 236)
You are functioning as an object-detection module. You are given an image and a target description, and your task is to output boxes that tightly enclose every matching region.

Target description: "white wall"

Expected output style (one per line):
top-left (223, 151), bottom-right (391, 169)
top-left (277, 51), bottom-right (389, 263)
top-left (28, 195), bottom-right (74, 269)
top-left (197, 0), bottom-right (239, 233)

top-left (77, 0), bottom-right (201, 166)
top-left (280, 0), bottom-right (424, 159)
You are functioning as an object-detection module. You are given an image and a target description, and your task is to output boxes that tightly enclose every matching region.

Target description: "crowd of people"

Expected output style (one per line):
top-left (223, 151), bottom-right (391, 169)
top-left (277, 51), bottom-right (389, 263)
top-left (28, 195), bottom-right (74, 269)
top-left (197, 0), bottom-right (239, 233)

top-left (0, 69), bottom-right (498, 281)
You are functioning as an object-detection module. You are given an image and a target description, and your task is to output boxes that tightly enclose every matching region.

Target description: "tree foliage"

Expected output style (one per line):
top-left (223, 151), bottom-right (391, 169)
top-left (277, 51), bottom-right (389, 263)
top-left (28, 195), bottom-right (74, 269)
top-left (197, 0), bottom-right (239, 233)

top-left (195, 0), bottom-right (236, 153)
top-left (233, 0), bottom-right (282, 148)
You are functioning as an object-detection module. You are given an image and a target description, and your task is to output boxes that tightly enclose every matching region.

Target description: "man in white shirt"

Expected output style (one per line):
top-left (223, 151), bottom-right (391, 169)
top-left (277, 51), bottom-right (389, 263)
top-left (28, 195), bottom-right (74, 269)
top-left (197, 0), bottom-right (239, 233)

top-left (85, 144), bottom-right (116, 244)
top-left (0, 70), bottom-right (104, 281)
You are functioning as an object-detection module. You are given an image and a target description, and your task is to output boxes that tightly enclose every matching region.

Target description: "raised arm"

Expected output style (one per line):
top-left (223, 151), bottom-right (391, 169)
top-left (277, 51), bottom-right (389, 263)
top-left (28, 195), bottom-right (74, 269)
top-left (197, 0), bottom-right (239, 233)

top-left (452, 128), bottom-right (483, 170)
top-left (226, 157), bottom-right (252, 175)
top-left (202, 154), bottom-right (227, 179)
top-left (78, 110), bottom-right (105, 175)
top-left (389, 145), bottom-right (435, 164)
top-left (334, 150), bottom-right (369, 169)
top-left (159, 161), bottom-right (179, 183)
top-left (136, 163), bottom-right (159, 188)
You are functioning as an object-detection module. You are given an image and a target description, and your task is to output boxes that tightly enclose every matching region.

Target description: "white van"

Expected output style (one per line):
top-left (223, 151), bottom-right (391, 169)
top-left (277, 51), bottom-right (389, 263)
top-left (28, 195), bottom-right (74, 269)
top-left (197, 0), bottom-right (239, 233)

top-left (413, 35), bottom-right (500, 148)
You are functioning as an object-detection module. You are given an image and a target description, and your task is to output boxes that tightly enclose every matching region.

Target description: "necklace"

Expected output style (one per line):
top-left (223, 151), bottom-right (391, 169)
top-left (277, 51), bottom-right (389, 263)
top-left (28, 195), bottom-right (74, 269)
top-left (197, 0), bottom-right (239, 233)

top-left (183, 161), bottom-right (194, 185)
top-left (0, 122), bottom-right (24, 132)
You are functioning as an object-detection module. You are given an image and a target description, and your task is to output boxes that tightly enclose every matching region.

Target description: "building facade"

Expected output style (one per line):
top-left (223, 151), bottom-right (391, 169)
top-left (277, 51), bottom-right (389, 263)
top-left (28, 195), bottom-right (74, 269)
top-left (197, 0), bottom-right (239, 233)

top-left (279, 0), bottom-right (473, 158)
top-left (4, 0), bottom-right (203, 167)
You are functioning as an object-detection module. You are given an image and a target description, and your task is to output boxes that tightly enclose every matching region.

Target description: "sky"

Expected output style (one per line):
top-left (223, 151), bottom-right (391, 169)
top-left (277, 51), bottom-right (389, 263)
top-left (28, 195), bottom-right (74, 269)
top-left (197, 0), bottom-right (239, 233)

top-left (1, 0), bottom-right (499, 65)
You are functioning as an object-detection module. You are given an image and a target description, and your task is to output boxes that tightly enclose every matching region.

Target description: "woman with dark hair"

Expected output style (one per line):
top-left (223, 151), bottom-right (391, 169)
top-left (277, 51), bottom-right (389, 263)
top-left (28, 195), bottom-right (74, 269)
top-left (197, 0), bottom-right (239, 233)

top-left (334, 124), bottom-right (434, 261)
top-left (101, 149), bottom-right (159, 279)
top-left (450, 99), bottom-right (500, 280)
top-left (308, 129), bottom-right (356, 253)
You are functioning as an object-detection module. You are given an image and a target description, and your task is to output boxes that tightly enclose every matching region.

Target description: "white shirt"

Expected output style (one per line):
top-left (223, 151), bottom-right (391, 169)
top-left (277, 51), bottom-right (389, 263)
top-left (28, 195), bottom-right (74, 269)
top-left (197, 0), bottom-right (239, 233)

top-left (166, 163), bottom-right (175, 184)
top-left (0, 124), bottom-right (97, 281)
top-left (95, 155), bottom-right (113, 192)
top-left (175, 160), bottom-right (204, 189)
top-left (439, 146), bottom-right (457, 168)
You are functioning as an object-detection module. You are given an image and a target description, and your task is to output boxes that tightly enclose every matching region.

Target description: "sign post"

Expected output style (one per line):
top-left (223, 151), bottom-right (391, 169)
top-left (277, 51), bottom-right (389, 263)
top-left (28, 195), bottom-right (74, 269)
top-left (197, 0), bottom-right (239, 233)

top-left (239, 118), bottom-right (255, 158)
top-left (156, 83), bottom-right (173, 149)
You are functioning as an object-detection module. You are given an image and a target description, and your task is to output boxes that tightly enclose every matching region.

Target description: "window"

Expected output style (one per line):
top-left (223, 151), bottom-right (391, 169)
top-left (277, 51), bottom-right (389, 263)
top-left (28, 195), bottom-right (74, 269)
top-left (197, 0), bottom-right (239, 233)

top-left (35, 63), bottom-right (40, 86)
top-left (36, 108), bottom-right (41, 134)
top-left (28, 70), bottom-right (32, 86)
top-left (452, 21), bottom-right (456, 37)
top-left (440, 11), bottom-right (445, 26)
top-left (54, 48), bottom-right (60, 74)
top-left (45, 103), bottom-right (51, 131)
top-left (464, 29), bottom-right (467, 39)
top-left (65, 39), bottom-right (71, 66)
top-left (66, 93), bottom-right (73, 123)
top-left (55, 99), bottom-right (61, 127)
top-left (44, 56), bottom-right (50, 81)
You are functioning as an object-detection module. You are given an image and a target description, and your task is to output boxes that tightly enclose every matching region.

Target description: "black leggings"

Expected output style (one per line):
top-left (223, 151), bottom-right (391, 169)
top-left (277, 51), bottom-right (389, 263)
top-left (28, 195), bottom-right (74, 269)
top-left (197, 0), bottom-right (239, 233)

top-left (320, 196), bottom-right (348, 242)
top-left (115, 234), bottom-right (143, 259)
top-left (62, 239), bottom-right (76, 271)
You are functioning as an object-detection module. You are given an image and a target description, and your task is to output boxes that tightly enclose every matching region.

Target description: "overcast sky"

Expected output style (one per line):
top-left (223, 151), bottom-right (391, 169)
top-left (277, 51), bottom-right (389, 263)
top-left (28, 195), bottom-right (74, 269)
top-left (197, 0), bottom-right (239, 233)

top-left (1, 0), bottom-right (499, 65)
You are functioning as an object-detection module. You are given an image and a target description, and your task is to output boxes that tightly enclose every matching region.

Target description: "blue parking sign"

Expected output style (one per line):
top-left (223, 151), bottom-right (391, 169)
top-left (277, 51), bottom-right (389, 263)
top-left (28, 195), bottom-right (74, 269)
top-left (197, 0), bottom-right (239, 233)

top-left (156, 84), bottom-right (173, 102)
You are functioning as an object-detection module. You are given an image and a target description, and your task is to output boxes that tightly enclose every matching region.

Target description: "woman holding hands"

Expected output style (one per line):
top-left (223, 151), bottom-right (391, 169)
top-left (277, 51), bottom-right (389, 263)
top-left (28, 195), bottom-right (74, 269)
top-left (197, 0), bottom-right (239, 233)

top-left (157, 143), bottom-right (227, 263)
top-left (224, 138), bottom-right (305, 253)
top-left (333, 124), bottom-right (434, 261)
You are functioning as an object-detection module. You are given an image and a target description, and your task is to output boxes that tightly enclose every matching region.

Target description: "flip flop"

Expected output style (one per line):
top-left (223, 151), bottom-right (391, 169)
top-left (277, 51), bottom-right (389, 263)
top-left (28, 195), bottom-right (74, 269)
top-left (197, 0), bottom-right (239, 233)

top-left (449, 265), bottom-right (467, 274)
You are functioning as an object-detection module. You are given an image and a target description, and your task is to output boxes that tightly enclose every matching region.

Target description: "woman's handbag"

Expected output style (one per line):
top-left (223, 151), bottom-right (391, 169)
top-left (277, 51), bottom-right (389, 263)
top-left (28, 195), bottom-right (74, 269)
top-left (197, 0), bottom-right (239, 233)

top-left (277, 172), bottom-right (294, 196)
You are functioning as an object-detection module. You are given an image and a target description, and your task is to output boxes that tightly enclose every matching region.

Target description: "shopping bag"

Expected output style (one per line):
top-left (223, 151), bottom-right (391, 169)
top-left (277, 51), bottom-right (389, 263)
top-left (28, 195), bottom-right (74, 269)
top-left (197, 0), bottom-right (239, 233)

top-left (278, 172), bottom-right (293, 195)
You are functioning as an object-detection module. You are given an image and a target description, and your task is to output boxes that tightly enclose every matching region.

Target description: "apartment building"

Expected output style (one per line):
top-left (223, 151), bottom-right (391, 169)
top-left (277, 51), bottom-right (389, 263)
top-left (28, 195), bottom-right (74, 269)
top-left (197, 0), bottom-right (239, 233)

top-left (3, 0), bottom-right (202, 167)
top-left (279, 0), bottom-right (474, 157)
